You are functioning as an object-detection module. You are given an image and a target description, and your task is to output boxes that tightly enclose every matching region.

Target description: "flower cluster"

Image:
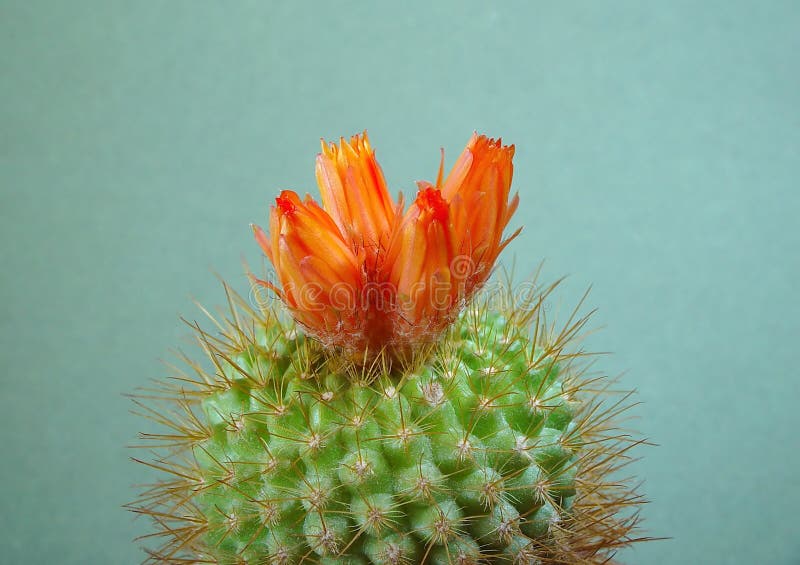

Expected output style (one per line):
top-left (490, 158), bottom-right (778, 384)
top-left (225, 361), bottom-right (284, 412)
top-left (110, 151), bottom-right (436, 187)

top-left (253, 132), bottom-right (519, 355)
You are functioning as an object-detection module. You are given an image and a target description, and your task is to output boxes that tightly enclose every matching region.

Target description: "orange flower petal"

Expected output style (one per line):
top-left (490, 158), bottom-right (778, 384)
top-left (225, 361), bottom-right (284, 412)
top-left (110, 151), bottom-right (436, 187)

top-left (315, 133), bottom-right (396, 266)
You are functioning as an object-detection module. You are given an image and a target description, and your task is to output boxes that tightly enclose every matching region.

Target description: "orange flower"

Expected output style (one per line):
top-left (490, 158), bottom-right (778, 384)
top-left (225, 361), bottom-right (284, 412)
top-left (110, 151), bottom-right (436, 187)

top-left (253, 132), bottom-right (519, 355)
top-left (315, 133), bottom-right (399, 272)
top-left (441, 133), bottom-right (520, 282)
top-left (252, 190), bottom-right (363, 342)
top-left (384, 133), bottom-right (520, 341)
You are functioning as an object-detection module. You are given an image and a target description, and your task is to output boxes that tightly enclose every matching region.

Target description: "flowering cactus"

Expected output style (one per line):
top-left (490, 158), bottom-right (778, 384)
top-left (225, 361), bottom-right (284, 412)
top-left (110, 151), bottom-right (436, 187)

top-left (131, 133), bottom-right (647, 564)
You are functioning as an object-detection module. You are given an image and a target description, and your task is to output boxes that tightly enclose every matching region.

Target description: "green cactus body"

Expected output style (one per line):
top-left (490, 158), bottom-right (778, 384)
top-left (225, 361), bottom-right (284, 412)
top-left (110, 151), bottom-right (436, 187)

top-left (132, 283), bottom-right (645, 564)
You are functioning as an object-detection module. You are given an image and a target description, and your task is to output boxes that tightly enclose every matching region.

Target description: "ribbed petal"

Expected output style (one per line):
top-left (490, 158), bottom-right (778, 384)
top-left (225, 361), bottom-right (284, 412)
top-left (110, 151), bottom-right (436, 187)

top-left (315, 132), bottom-right (397, 268)
top-left (440, 134), bottom-right (519, 292)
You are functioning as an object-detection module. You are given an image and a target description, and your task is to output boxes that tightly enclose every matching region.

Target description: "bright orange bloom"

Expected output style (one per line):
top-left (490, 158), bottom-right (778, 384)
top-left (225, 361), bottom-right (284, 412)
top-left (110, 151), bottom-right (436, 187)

top-left (384, 133), bottom-right (520, 341)
top-left (315, 133), bottom-right (399, 272)
top-left (252, 190), bottom-right (363, 342)
top-left (253, 132), bottom-right (519, 355)
top-left (441, 133), bottom-right (520, 282)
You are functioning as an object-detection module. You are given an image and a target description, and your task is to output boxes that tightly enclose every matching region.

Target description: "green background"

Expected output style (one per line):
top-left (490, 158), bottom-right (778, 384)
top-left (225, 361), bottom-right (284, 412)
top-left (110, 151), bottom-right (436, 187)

top-left (2, 1), bottom-right (798, 563)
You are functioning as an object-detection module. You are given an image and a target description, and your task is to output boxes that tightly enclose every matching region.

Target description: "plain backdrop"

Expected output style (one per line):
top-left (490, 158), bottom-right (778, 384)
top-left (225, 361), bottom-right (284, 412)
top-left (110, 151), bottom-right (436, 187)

top-left (1, 1), bottom-right (798, 563)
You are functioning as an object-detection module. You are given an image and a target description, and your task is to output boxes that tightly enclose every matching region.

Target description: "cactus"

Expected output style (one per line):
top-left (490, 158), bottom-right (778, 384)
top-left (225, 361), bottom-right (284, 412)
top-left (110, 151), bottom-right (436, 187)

top-left (130, 132), bottom-right (647, 563)
top-left (131, 279), bottom-right (645, 564)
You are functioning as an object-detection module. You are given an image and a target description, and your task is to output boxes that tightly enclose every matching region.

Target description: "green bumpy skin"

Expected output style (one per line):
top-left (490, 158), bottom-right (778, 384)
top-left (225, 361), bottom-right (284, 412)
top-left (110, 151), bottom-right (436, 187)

top-left (198, 314), bottom-right (575, 564)
top-left (132, 287), bottom-right (645, 564)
